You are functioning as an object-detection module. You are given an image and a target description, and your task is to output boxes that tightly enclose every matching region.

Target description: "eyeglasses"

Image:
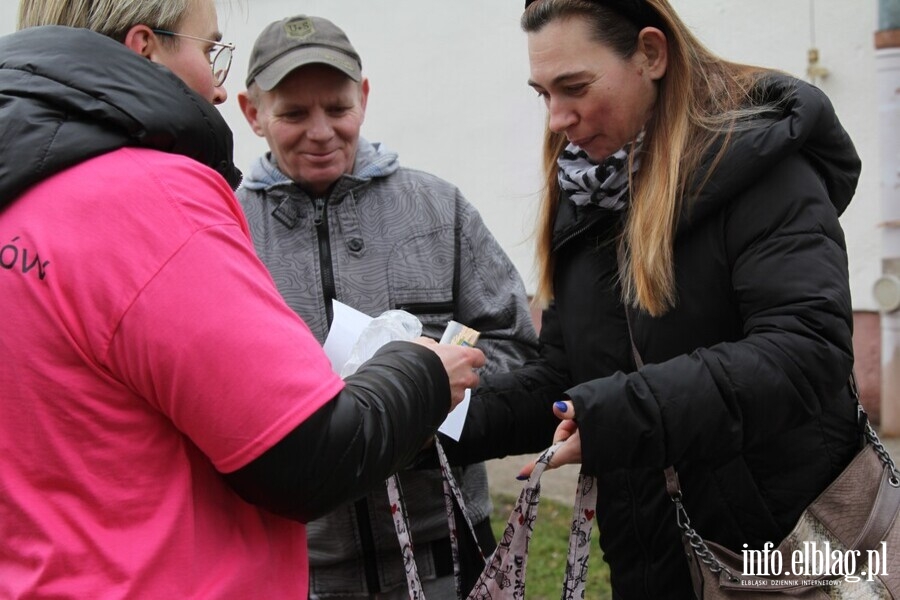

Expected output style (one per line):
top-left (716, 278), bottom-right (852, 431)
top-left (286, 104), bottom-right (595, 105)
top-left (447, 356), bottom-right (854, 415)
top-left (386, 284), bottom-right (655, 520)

top-left (151, 29), bottom-right (235, 87)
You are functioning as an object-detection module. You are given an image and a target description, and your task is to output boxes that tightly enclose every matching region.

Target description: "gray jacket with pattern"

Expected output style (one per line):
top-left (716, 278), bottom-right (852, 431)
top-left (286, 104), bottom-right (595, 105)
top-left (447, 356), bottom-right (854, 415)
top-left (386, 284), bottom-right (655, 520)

top-left (237, 138), bottom-right (538, 595)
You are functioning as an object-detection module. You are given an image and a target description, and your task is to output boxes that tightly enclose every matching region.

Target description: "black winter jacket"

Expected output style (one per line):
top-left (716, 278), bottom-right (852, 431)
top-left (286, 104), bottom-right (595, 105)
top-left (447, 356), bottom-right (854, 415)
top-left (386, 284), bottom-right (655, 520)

top-left (453, 75), bottom-right (862, 599)
top-left (0, 26), bottom-right (241, 202)
top-left (0, 26), bottom-right (453, 524)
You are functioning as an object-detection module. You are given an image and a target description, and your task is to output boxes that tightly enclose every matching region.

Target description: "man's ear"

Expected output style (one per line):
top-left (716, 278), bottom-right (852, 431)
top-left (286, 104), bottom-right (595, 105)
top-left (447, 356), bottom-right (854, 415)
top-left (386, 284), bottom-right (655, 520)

top-left (637, 27), bottom-right (668, 80)
top-left (359, 77), bottom-right (370, 118)
top-left (123, 24), bottom-right (157, 59)
top-left (238, 90), bottom-right (266, 137)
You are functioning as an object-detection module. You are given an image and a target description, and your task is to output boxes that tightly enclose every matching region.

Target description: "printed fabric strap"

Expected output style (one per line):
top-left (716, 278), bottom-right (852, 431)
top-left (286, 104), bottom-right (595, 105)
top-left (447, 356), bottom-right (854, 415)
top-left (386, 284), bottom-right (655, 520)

top-left (465, 443), bottom-right (598, 599)
top-left (385, 438), bottom-right (487, 600)
top-left (434, 437), bottom-right (486, 599)
top-left (389, 443), bottom-right (599, 599)
top-left (385, 472), bottom-right (426, 599)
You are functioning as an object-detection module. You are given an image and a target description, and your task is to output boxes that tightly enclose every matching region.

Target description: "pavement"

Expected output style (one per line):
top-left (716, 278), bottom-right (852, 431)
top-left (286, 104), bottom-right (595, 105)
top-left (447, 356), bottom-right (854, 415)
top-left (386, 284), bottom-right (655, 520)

top-left (485, 453), bottom-right (582, 505)
top-left (485, 429), bottom-right (900, 507)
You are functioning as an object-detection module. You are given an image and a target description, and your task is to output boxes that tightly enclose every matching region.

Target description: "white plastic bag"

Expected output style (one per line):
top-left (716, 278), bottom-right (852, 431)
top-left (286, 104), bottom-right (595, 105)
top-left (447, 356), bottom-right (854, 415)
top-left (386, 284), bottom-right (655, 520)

top-left (339, 309), bottom-right (422, 378)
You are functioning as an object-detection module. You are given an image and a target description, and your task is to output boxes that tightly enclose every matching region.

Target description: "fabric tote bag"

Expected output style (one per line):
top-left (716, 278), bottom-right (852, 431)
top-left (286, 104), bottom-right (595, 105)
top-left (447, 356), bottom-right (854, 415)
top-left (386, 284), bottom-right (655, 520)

top-left (389, 441), bottom-right (599, 600)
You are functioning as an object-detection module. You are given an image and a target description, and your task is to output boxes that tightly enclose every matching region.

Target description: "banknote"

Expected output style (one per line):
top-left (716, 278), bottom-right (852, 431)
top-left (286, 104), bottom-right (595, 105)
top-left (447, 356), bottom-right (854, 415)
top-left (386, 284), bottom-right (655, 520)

top-left (439, 320), bottom-right (480, 347)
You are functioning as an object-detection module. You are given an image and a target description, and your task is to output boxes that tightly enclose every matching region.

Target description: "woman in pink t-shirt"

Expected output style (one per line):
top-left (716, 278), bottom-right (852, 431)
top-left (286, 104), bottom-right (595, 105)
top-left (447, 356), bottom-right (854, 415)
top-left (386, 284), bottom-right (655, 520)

top-left (0, 1), bottom-right (484, 597)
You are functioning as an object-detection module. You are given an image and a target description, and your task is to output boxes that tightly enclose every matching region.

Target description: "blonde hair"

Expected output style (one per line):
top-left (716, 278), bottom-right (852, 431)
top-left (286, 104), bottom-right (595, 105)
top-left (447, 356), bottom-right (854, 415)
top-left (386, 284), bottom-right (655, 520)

top-left (18, 0), bottom-right (190, 41)
top-left (524, 0), bottom-right (771, 315)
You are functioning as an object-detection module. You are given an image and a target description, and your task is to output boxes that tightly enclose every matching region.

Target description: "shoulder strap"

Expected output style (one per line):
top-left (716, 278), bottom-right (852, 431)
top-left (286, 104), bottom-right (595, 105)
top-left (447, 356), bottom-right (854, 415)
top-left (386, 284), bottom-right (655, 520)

top-left (385, 437), bottom-right (487, 600)
top-left (389, 443), bottom-right (599, 599)
top-left (464, 444), bottom-right (598, 599)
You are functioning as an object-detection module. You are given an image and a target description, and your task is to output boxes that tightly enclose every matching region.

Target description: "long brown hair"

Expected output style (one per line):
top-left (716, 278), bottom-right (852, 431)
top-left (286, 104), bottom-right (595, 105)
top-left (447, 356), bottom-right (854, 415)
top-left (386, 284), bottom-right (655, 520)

top-left (524, 0), bottom-right (768, 315)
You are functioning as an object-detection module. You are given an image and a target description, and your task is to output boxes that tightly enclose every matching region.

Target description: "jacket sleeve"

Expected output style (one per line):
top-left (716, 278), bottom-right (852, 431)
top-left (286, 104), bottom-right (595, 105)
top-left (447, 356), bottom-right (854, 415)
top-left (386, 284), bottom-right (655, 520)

top-left (436, 303), bottom-right (569, 466)
top-left (223, 341), bottom-right (450, 523)
top-left (572, 153), bottom-right (856, 475)
top-left (453, 195), bottom-right (539, 375)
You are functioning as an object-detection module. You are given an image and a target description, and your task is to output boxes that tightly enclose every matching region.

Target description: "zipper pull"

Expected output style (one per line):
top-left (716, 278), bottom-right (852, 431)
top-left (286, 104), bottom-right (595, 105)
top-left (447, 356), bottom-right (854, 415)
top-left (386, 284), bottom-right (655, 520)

top-left (313, 197), bottom-right (325, 227)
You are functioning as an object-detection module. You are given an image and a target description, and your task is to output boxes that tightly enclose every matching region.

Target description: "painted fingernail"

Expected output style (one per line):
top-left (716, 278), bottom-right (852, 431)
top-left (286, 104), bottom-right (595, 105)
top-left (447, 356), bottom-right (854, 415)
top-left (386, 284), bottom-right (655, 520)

top-left (554, 401), bottom-right (568, 412)
top-left (516, 474), bottom-right (528, 481)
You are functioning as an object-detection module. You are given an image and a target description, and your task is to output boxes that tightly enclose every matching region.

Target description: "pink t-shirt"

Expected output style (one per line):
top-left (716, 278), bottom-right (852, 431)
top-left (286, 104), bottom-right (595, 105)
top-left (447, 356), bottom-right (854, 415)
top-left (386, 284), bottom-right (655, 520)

top-left (0, 148), bottom-right (345, 598)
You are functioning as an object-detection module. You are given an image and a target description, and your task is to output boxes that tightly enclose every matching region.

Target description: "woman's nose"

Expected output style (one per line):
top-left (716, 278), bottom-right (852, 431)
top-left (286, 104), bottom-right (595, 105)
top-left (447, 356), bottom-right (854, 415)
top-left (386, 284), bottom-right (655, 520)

top-left (547, 98), bottom-right (577, 133)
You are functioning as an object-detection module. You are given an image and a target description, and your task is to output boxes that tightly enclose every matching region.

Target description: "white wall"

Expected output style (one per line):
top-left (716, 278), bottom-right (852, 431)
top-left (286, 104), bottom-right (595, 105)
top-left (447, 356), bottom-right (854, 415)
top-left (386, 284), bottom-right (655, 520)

top-left (1, 1), bottom-right (883, 308)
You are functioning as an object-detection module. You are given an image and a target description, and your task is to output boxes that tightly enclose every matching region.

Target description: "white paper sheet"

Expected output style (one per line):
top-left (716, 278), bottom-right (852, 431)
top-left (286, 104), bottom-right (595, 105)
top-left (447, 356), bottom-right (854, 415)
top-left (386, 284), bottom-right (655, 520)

top-left (437, 389), bottom-right (470, 441)
top-left (322, 300), bottom-right (373, 374)
top-left (322, 300), bottom-right (470, 440)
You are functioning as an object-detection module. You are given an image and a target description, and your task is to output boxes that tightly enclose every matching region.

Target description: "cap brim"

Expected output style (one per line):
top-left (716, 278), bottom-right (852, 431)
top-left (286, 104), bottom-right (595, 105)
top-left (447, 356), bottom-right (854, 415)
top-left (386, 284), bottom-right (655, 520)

top-left (252, 48), bottom-right (362, 90)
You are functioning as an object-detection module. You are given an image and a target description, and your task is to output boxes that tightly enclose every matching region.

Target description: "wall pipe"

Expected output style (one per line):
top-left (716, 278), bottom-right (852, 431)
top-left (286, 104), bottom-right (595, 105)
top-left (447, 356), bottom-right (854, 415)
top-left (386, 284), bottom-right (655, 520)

top-left (874, 0), bottom-right (900, 433)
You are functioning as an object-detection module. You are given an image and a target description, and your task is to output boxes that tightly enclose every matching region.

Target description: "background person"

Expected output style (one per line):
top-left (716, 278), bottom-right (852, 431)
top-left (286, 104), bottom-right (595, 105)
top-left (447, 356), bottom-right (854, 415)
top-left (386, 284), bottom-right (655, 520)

top-left (0, 1), bottom-right (483, 597)
top-left (236, 15), bottom-right (540, 599)
top-left (453, 0), bottom-right (863, 598)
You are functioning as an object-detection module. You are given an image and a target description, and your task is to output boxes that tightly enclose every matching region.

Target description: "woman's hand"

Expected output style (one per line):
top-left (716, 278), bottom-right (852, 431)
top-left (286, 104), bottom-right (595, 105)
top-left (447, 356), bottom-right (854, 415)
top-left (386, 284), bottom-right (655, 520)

top-left (517, 399), bottom-right (582, 478)
top-left (413, 337), bottom-right (485, 410)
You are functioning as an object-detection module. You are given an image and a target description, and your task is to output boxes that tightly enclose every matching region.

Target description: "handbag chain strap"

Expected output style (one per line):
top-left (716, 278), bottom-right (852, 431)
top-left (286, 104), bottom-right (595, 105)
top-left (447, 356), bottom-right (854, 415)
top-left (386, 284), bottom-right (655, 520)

top-left (867, 423), bottom-right (900, 487)
top-left (664, 467), bottom-right (742, 583)
top-left (853, 371), bottom-right (900, 486)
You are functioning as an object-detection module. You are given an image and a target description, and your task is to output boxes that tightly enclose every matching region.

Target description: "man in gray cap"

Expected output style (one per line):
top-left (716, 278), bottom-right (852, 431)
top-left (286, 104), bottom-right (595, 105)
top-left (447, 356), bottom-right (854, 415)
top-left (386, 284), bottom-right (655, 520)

top-left (236, 14), bottom-right (539, 600)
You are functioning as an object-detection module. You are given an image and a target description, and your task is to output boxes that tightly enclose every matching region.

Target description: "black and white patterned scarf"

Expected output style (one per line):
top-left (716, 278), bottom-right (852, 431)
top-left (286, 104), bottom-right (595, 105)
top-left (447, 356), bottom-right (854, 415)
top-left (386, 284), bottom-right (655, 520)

top-left (557, 133), bottom-right (644, 209)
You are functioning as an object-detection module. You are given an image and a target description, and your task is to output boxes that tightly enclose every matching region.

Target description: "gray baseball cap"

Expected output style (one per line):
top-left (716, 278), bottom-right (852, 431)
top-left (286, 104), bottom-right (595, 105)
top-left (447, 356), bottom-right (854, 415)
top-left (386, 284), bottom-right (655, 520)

top-left (245, 15), bottom-right (362, 90)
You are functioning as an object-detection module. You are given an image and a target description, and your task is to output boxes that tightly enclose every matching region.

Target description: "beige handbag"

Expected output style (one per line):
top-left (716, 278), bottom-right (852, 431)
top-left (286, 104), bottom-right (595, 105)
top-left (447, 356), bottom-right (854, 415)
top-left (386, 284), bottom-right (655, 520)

top-left (666, 398), bottom-right (900, 599)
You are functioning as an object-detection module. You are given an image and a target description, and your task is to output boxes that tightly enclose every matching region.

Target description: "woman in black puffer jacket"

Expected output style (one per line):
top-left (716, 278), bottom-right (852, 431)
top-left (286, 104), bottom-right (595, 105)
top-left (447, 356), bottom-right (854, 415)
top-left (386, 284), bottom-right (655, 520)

top-left (448, 1), bottom-right (863, 597)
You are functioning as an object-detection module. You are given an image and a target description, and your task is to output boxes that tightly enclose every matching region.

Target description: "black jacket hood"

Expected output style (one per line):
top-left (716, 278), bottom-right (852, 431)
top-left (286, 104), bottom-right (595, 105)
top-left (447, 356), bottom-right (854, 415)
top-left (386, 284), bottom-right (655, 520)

top-left (682, 74), bottom-right (861, 232)
top-left (0, 26), bottom-right (242, 206)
